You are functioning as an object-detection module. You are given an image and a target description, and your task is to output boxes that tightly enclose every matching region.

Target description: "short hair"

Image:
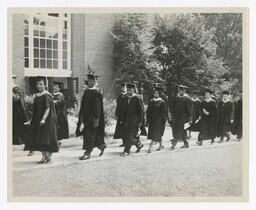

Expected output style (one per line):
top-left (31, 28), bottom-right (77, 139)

top-left (36, 76), bottom-right (46, 85)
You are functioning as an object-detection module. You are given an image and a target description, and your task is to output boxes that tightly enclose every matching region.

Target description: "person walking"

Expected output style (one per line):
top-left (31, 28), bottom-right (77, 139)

top-left (147, 85), bottom-right (167, 153)
top-left (169, 85), bottom-right (193, 150)
top-left (113, 82), bottom-right (127, 147)
top-left (188, 91), bottom-right (202, 139)
top-left (52, 82), bottom-right (69, 143)
top-left (12, 86), bottom-right (29, 145)
top-left (24, 77), bottom-right (59, 164)
top-left (196, 88), bottom-right (218, 145)
top-left (78, 72), bottom-right (106, 160)
top-left (232, 91), bottom-right (242, 141)
top-left (217, 90), bottom-right (234, 143)
top-left (121, 83), bottom-right (144, 156)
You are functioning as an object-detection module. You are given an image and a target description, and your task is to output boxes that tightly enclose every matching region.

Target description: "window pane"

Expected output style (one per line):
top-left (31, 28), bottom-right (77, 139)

top-left (64, 21), bottom-right (67, 30)
top-left (63, 51), bottom-right (67, 59)
top-left (63, 60), bottom-right (67, 69)
top-left (24, 37), bottom-right (29, 47)
top-left (47, 59), bottom-right (52, 68)
top-left (40, 20), bottom-right (46, 26)
top-left (53, 60), bottom-right (58, 69)
top-left (33, 29), bottom-right (39, 36)
top-left (24, 58), bottom-right (29, 68)
top-left (53, 50), bottom-right (58, 59)
top-left (34, 59), bottom-right (39, 68)
top-left (53, 40), bottom-right (58, 49)
top-left (33, 17), bottom-right (39, 25)
top-left (40, 49), bottom-right (46, 58)
top-left (40, 30), bottom-right (46, 37)
top-left (63, 31), bottom-right (67, 40)
top-left (34, 38), bottom-right (39, 47)
top-left (24, 25), bottom-right (29, 35)
top-left (47, 49), bottom-right (52, 59)
top-left (40, 59), bottom-right (46, 68)
top-left (40, 39), bottom-right (45, 48)
top-left (48, 13), bottom-right (59, 17)
top-left (63, 41), bottom-right (67, 50)
top-left (46, 39), bottom-right (52, 48)
top-left (24, 48), bottom-right (29, 57)
top-left (34, 48), bottom-right (39, 58)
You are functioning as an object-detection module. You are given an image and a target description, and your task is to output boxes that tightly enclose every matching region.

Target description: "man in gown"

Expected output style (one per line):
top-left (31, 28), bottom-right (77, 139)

top-left (121, 83), bottom-right (144, 156)
top-left (52, 82), bottom-right (69, 142)
top-left (113, 83), bottom-right (127, 147)
top-left (169, 85), bottom-right (193, 150)
top-left (232, 90), bottom-right (242, 141)
top-left (79, 72), bottom-right (106, 160)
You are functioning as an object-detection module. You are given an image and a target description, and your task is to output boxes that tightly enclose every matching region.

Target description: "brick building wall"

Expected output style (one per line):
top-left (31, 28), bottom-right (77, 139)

top-left (83, 14), bottom-right (115, 98)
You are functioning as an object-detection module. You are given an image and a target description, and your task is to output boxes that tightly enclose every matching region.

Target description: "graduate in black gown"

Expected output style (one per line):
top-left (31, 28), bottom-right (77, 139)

top-left (147, 85), bottom-right (167, 153)
top-left (217, 90), bottom-right (234, 143)
top-left (25, 77), bottom-right (59, 164)
top-left (52, 82), bottom-right (69, 142)
top-left (188, 91), bottom-right (202, 138)
top-left (232, 91), bottom-right (242, 141)
top-left (169, 85), bottom-right (193, 150)
top-left (12, 86), bottom-right (28, 145)
top-left (78, 72), bottom-right (106, 160)
top-left (121, 83), bottom-right (144, 156)
top-left (196, 89), bottom-right (218, 145)
top-left (113, 82), bottom-right (127, 147)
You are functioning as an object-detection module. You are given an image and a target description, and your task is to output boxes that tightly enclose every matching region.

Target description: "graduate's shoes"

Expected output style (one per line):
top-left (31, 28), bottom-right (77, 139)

top-left (119, 144), bottom-right (125, 147)
top-left (136, 144), bottom-right (144, 153)
top-left (79, 155), bottom-right (90, 160)
top-left (99, 145), bottom-right (106, 156)
top-left (196, 141), bottom-right (202, 146)
top-left (181, 144), bottom-right (189, 149)
top-left (170, 146), bottom-right (175, 151)
top-left (120, 152), bottom-right (129, 157)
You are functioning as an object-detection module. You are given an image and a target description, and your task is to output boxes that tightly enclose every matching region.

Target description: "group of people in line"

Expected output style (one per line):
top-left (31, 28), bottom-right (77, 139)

top-left (12, 72), bottom-right (242, 163)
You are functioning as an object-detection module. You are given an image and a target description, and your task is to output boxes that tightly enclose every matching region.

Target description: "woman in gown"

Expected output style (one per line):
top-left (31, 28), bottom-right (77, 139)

top-left (25, 77), bottom-right (59, 164)
top-left (147, 86), bottom-right (167, 153)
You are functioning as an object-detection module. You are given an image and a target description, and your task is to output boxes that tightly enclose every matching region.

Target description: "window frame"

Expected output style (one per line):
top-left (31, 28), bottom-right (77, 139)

top-left (24, 13), bottom-right (71, 73)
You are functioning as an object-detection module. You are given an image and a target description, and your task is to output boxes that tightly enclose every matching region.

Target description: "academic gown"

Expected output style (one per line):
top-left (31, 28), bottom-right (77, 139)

top-left (13, 96), bottom-right (28, 145)
top-left (170, 94), bottom-right (193, 140)
top-left (217, 100), bottom-right (234, 137)
top-left (25, 92), bottom-right (59, 152)
top-left (198, 99), bottom-right (218, 140)
top-left (189, 99), bottom-right (202, 132)
top-left (79, 88), bottom-right (105, 152)
top-left (53, 92), bottom-right (69, 140)
top-left (113, 93), bottom-right (127, 139)
top-left (232, 99), bottom-right (242, 137)
top-left (146, 98), bottom-right (167, 142)
top-left (122, 94), bottom-right (144, 152)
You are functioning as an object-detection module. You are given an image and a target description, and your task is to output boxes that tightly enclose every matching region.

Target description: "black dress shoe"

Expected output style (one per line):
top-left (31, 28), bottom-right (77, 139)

top-left (170, 146), bottom-right (175, 151)
top-left (120, 152), bottom-right (129, 157)
top-left (119, 144), bottom-right (125, 147)
top-left (99, 146), bottom-right (106, 156)
top-left (196, 141), bottom-right (202, 146)
top-left (79, 155), bottom-right (90, 160)
top-left (136, 144), bottom-right (144, 153)
top-left (181, 144), bottom-right (189, 149)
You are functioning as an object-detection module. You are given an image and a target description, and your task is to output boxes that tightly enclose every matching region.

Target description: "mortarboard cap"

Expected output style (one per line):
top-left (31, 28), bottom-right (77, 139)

top-left (177, 84), bottom-right (188, 89)
top-left (87, 71), bottom-right (99, 81)
top-left (13, 86), bottom-right (21, 94)
top-left (222, 90), bottom-right (229, 95)
top-left (126, 83), bottom-right (136, 89)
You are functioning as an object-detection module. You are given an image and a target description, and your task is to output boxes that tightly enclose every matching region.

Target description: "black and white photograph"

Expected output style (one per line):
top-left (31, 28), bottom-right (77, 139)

top-left (7, 8), bottom-right (248, 202)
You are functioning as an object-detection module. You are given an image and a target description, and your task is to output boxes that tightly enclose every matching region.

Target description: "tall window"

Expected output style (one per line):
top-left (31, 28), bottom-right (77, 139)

top-left (24, 15), bottom-right (29, 68)
top-left (24, 13), bottom-right (70, 71)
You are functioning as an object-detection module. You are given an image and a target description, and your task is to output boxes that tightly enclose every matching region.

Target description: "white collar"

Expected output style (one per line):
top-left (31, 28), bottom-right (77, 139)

top-left (88, 86), bottom-right (98, 90)
top-left (153, 97), bottom-right (162, 102)
top-left (223, 98), bottom-right (230, 103)
top-left (53, 92), bottom-right (62, 96)
top-left (205, 98), bottom-right (214, 103)
top-left (36, 90), bottom-right (50, 97)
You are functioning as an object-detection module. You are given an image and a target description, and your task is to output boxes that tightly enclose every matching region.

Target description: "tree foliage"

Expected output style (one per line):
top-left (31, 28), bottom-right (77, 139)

top-left (111, 13), bottom-right (242, 98)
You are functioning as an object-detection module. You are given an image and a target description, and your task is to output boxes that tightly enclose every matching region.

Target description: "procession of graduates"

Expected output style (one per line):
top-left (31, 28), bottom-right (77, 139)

top-left (12, 72), bottom-right (243, 163)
